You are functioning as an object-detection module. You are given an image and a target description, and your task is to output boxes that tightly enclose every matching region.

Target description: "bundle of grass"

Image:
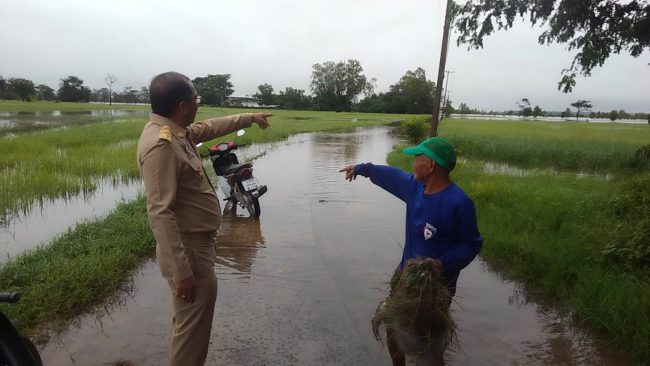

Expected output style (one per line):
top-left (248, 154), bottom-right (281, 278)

top-left (372, 258), bottom-right (458, 362)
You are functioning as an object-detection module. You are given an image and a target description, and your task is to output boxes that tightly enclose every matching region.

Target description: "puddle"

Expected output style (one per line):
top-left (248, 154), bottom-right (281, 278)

top-left (36, 127), bottom-right (633, 365)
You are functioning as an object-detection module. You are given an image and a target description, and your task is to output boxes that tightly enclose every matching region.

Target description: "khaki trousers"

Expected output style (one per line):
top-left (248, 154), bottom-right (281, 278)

top-left (161, 231), bottom-right (218, 366)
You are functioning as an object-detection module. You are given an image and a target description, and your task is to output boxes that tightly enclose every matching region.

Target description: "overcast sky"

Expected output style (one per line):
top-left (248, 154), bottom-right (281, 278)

top-left (1, 0), bottom-right (648, 112)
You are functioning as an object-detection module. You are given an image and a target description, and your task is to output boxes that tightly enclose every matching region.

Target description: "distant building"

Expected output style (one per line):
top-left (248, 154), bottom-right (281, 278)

top-left (226, 96), bottom-right (259, 108)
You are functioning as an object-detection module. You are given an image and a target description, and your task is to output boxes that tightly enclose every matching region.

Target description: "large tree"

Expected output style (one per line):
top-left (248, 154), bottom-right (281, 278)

top-left (358, 67), bottom-right (435, 114)
top-left (8, 78), bottom-right (35, 101)
top-left (255, 83), bottom-right (276, 106)
top-left (570, 99), bottom-right (593, 121)
top-left (192, 74), bottom-right (234, 107)
top-left (58, 76), bottom-right (91, 102)
top-left (35, 84), bottom-right (56, 101)
top-left (277, 87), bottom-right (312, 110)
top-left (517, 98), bottom-right (532, 117)
top-left (310, 59), bottom-right (370, 111)
top-left (454, 0), bottom-right (650, 92)
top-left (388, 67), bottom-right (436, 114)
top-left (138, 87), bottom-right (150, 104)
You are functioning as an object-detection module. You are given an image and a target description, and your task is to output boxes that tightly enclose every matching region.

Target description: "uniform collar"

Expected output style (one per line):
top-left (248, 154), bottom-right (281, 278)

top-left (150, 112), bottom-right (187, 139)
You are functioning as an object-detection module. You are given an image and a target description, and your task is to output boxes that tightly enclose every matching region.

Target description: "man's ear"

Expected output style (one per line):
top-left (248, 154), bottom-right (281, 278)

top-left (178, 100), bottom-right (188, 115)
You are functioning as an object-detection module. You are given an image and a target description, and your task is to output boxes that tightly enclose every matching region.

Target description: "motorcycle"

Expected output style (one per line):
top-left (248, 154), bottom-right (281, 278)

top-left (203, 129), bottom-right (267, 218)
top-left (0, 292), bottom-right (43, 366)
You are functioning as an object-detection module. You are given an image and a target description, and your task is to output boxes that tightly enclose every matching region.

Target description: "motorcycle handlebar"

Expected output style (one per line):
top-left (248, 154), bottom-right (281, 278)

top-left (0, 292), bottom-right (20, 303)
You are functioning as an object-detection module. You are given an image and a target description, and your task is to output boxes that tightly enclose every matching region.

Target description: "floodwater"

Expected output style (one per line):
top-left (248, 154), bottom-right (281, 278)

top-left (0, 109), bottom-right (148, 133)
top-left (448, 114), bottom-right (648, 125)
top-left (0, 179), bottom-right (141, 263)
top-left (38, 127), bottom-right (632, 365)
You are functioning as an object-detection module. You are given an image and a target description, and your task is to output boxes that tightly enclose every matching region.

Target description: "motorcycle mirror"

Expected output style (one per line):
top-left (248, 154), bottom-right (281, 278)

top-left (236, 129), bottom-right (245, 137)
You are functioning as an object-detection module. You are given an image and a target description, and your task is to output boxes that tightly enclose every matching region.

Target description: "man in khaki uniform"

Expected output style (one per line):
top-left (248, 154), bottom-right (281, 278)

top-left (137, 72), bottom-right (271, 366)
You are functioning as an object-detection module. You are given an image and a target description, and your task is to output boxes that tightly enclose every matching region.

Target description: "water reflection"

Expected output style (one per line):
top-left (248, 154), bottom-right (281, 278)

top-left (215, 216), bottom-right (266, 275)
top-left (311, 133), bottom-right (362, 163)
top-left (448, 259), bottom-right (632, 365)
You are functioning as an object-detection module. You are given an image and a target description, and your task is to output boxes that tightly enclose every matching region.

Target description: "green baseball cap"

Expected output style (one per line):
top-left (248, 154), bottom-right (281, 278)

top-left (403, 137), bottom-right (456, 171)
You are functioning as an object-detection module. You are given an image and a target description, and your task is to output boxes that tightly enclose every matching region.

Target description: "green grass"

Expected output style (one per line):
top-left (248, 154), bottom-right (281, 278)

top-left (0, 197), bottom-right (154, 335)
top-left (388, 120), bottom-right (650, 361)
top-left (438, 119), bottom-right (650, 173)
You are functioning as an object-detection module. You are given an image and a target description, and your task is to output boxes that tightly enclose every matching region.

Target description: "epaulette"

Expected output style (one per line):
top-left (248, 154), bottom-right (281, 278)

top-left (158, 126), bottom-right (172, 142)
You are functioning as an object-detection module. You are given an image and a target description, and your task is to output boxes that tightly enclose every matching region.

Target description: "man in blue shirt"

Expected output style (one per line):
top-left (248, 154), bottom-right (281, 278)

top-left (340, 136), bottom-right (483, 366)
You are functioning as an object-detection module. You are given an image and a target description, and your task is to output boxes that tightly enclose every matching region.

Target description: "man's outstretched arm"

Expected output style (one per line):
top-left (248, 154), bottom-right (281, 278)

top-left (340, 163), bottom-right (416, 202)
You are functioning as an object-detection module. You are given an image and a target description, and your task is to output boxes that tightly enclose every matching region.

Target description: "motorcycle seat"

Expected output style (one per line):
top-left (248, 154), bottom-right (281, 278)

top-left (216, 163), bottom-right (252, 176)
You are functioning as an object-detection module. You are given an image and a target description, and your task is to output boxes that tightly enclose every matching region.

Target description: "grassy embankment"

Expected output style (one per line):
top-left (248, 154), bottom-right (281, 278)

top-left (392, 118), bottom-right (650, 361)
top-left (0, 101), bottom-right (406, 334)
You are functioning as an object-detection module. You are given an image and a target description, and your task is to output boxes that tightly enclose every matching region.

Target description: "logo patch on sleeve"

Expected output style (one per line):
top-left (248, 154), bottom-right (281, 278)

top-left (424, 222), bottom-right (437, 240)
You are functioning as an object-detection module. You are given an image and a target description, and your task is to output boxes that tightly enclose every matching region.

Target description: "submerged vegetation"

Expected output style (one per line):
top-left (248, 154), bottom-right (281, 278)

top-left (390, 117), bottom-right (650, 361)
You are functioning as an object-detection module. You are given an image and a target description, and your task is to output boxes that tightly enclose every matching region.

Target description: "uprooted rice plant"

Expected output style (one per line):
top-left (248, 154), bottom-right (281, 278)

top-left (372, 258), bottom-right (458, 362)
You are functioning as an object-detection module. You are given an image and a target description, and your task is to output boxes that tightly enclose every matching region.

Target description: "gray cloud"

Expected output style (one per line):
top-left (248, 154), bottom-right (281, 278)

top-left (1, 0), bottom-right (648, 112)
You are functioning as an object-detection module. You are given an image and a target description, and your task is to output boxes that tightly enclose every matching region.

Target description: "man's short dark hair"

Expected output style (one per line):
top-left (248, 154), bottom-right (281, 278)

top-left (150, 72), bottom-right (193, 117)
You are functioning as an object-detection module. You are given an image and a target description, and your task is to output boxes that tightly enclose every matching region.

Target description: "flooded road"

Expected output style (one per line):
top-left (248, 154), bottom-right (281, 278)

top-left (40, 127), bottom-right (632, 365)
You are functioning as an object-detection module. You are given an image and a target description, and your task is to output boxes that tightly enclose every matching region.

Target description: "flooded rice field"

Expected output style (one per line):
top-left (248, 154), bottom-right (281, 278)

top-left (0, 179), bottom-right (141, 263)
top-left (0, 109), bottom-right (148, 134)
top-left (37, 127), bottom-right (632, 365)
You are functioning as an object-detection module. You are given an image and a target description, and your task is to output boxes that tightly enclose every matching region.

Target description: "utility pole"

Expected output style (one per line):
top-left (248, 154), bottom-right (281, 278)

top-left (442, 70), bottom-right (455, 117)
top-left (430, 0), bottom-right (453, 137)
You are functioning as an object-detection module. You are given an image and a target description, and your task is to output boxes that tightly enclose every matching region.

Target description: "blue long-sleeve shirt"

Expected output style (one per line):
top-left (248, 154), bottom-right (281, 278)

top-left (355, 163), bottom-right (483, 295)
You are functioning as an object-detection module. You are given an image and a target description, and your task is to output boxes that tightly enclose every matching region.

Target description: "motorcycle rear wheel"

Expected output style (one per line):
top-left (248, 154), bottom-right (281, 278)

top-left (235, 183), bottom-right (261, 218)
top-left (244, 192), bottom-right (261, 218)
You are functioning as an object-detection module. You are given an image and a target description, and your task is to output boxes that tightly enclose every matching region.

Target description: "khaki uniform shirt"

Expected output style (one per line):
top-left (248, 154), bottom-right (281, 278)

top-left (137, 112), bottom-right (253, 282)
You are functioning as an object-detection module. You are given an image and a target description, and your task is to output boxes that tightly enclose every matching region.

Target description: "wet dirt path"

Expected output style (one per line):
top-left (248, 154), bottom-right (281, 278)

top-left (40, 127), bottom-right (631, 365)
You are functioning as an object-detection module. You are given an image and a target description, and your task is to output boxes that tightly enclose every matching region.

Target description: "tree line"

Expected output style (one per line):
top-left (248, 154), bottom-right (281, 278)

top-left (1, 59), bottom-right (647, 121)
top-left (453, 98), bottom-right (649, 121)
top-left (0, 60), bottom-right (439, 114)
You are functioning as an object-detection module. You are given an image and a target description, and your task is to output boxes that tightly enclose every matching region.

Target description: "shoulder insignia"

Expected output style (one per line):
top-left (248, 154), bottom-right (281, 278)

top-left (158, 126), bottom-right (172, 142)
